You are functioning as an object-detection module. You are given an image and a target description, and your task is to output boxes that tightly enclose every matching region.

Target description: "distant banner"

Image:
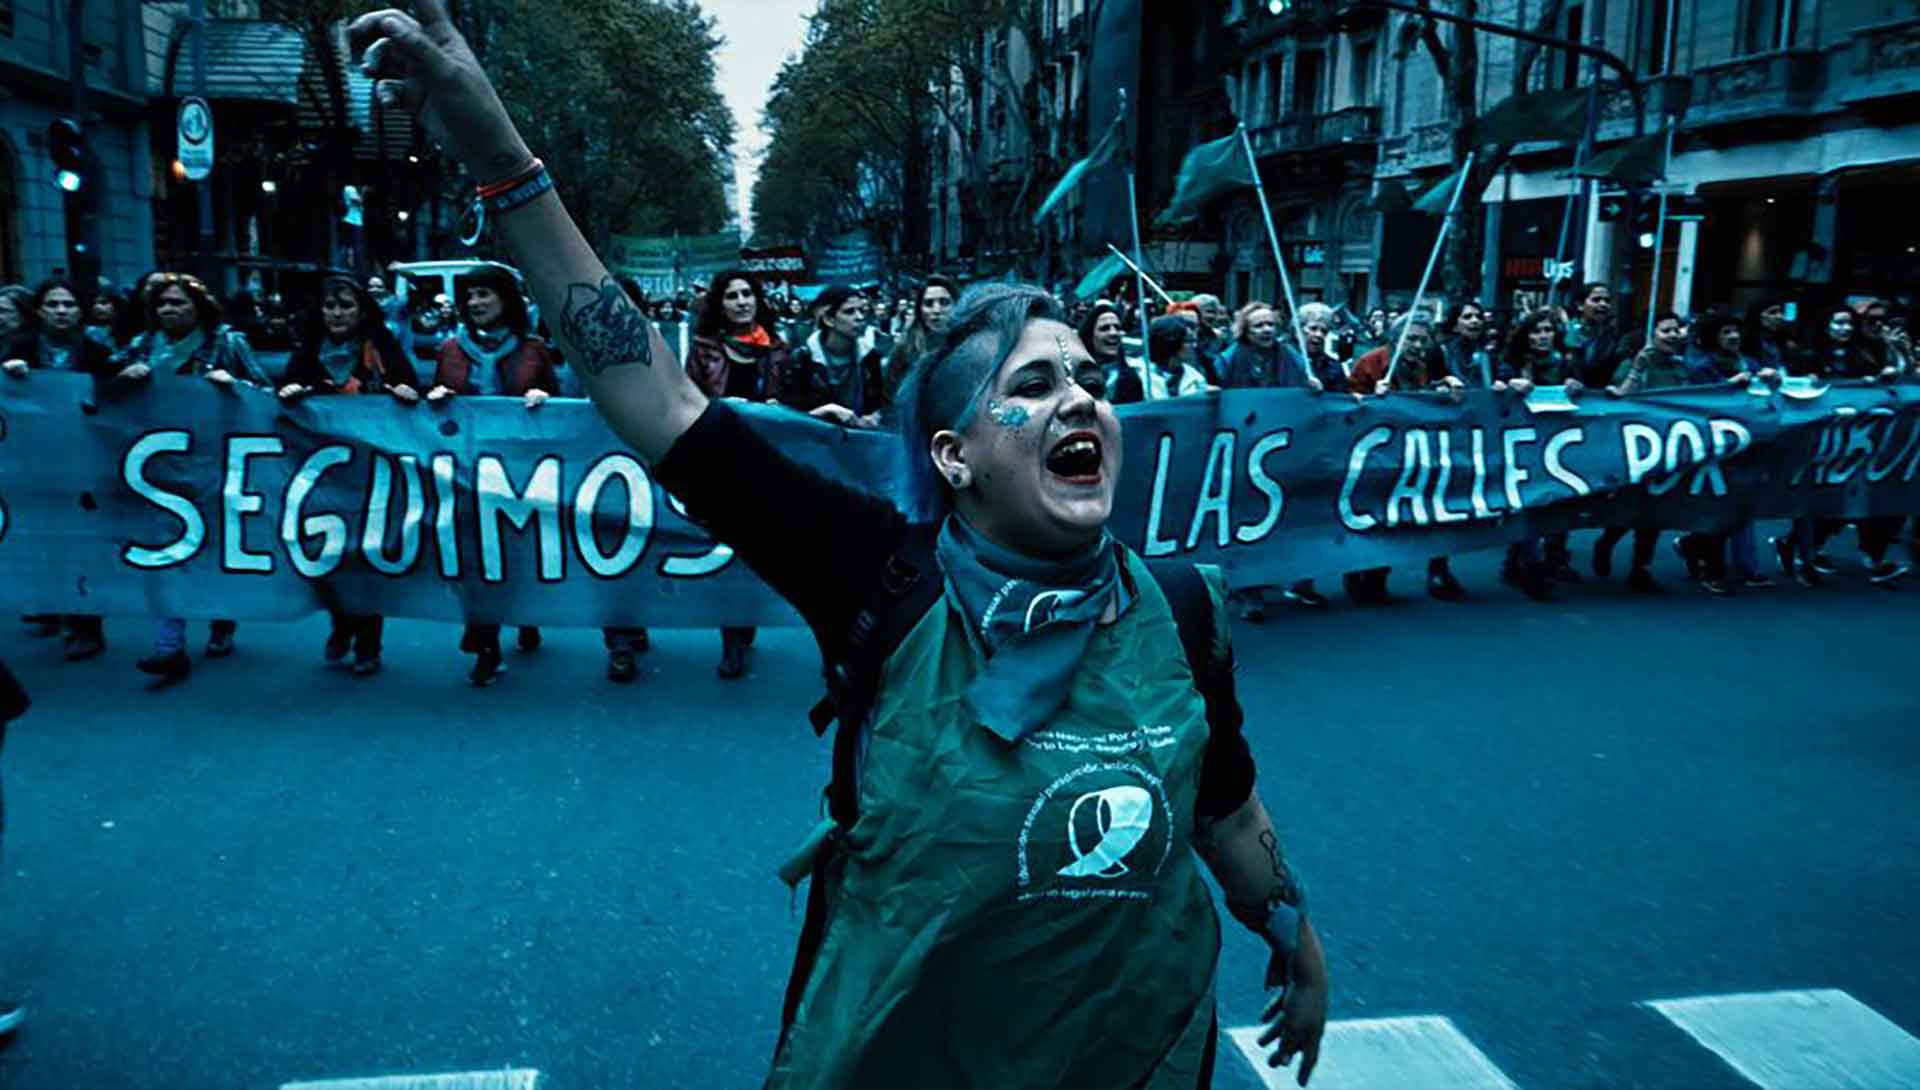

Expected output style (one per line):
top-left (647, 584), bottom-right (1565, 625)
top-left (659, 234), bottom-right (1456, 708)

top-left (810, 229), bottom-right (886, 284)
top-left (739, 245), bottom-right (808, 284)
top-left (606, 233), bottom-right (743, 297)
top-left (2, 376), bottom-right (1918, 626)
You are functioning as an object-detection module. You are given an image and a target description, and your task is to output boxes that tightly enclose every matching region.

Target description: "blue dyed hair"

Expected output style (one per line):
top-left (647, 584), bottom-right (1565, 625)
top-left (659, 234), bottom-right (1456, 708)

top-left (894, 282), bottom-right (1069, 523)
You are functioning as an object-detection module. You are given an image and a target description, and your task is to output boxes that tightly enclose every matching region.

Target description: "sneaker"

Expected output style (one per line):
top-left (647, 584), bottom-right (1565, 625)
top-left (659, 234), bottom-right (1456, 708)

top-left (1742, 573), bottom-right (1777, 590)
top-left (136, 649), bottom-right (191, 680)
top-left (607, 649), bottom-right (638, 683)
top-left (1672, 538), bottom-right (1703, 583)
top-left (1700, 578), bottom-right (1733, 597)
top-left (1771, 536), bottom-right (1797, 577)
top-left (205, 627), bottom-right (236, 659)
top-left (1427, 569), bottom-right (1465, 602)
top-left (1517, 570), bottom-right (1556, 602)
top-left (1869, 561), bottom-right (1909, 587)
top-left (1627, 567), bottom-right (1662, 594)
top-left (0, 999), bottom-right (24, 1037)
top-left (63, 636), bottom-right (105, 661)
top-left (469, 648), bottom-right (505, 687)
top-left (1281, 585), bottom-right (1329, 609)
top-left (351, 654), bottom-right (382, 678)
top-left (516, 627), bottom-right (543, 653)
top-left (1794, 566), bottom-right (1824, 589)
top-left (1808, 552), bottom-right (1839, 576)
top-left (324, 631), bottom-right (352, 664)
top-left (23, 615), bottom-right (61, 638)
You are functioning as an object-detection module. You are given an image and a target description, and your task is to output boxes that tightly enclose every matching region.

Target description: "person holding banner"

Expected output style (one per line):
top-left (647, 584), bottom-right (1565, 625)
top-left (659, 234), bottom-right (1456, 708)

top-left (1217, 301), bottom-right (1336, 616)
top-left (108, 273), bottom-right (274, 680)
top-left (3, 278), bottom-right (121, 660)
top-left (1497, 309), bottom-right (1583, 597)
top-left (1590, 313), bottom-right (1699, 592)
top-left (428, 269), bottom-right (578, 685)
top-left (687, 267), bottom-right (795, 680)
top-left (1565, 283), bottom-right (1633, 389)
top-left (348, 5), bottom-right (1327, 1083)
top-left (1130, 316), bottom-right (1216, 400)
top-left (1347, 312), bottom-right (1470, 603)
top-left (281, 275), bottom-right (424, 676)
top-left (1438, 302), bottom-right (1496, 388)
top-left (784, 286), bottom-right (887, 421)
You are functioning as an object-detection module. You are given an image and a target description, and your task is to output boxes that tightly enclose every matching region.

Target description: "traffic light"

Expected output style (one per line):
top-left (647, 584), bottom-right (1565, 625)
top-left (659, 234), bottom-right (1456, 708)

top-left (47, 118), bottom-right (88, 194)
top-left (1632, 193), bottom-right (1661, 249)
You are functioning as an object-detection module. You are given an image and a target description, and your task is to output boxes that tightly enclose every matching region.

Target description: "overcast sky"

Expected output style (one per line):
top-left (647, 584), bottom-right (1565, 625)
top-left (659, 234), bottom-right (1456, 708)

top-left (705, 0), bottom-right (817, 233)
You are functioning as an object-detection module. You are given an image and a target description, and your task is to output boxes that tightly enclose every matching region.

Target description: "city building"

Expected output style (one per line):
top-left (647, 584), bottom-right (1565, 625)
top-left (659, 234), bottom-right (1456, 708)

top-left (0, 0), bottom-right (156, 286)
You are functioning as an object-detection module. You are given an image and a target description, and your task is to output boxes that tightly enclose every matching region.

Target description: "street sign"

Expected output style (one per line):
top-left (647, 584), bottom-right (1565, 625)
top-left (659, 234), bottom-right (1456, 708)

top-left (177, 97), bottom-right (213, 182)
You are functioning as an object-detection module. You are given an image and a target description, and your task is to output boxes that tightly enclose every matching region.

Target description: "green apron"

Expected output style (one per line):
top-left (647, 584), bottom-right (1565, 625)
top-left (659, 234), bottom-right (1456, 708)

top-left (769, 551), bottom-right (1224, 1090)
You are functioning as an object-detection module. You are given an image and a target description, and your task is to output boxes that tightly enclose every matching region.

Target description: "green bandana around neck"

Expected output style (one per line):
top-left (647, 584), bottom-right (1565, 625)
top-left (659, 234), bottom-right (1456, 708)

top-left (935, 513), bottom-right (1132, 743)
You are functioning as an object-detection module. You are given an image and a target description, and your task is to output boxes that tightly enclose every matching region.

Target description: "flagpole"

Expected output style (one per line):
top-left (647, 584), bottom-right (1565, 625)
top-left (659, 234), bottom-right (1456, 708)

top-left (1644, 118), bottom-right (1676, 343)
top-left (1387, 152), bottom-right (1477, 386)
top-left (1106, 243), bottom-right (1174, 306)
top-left (1120, 90), bottom-right (1156, 400)
top-left (1236, 124), bottom-right (1311, 368)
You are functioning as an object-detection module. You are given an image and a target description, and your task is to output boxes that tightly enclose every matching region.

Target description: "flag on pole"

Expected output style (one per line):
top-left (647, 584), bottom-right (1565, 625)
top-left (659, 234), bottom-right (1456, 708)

top-left (1152, 130), bottom-right (1256, 227)
top-left (1572, 133), bottom-right (1667, 184)
top-left (1465, 87), bottom-right (1590, 148)
top-left (1034, 114), bottom-right (1124, 226)
top-left (1073, 251), bottom-right (1142, 302)
top-left (1412, 165), bottom-right (1469, 215)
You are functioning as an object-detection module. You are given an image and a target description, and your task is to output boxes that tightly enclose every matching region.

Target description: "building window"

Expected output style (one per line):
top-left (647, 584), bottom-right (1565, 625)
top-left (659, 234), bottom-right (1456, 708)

top-left (1293, 49), bottom-right (1324, 115)
top-left (1267, 56), bottom-right (1285, 123)
top-left (1639, 0), bottom-right (1677, 74)
top-left (1741, 0), bottom-right (1797, 54)
top-left (1349, 39), bottom-right (1377, 107)
top-left (1559, 3), bottom-right (1585, 88)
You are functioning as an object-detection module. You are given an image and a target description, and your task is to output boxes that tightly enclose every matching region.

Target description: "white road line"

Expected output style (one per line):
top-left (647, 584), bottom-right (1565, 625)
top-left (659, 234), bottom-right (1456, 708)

top-left (280, 1071), bottom-right (540, 1090)
top-left (1228, 1016), bottom-right (1519, 1090)
top-left (1645, 988), bottom-right (1920, 1090)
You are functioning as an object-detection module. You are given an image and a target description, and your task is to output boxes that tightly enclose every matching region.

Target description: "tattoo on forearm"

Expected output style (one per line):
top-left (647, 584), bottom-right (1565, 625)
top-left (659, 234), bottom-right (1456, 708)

top-left (559, 277), bottom-right (654, 375)
top-left (1258, 830), bottom-right (1305, 912)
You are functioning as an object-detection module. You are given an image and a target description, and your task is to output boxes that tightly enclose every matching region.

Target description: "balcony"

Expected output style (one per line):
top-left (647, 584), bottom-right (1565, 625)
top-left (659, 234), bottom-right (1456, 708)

top-left (1839, 17), bottom-right (1920, 108)
top-left (1688, 50), bottom-right (1823, 129)
top-left (1248, 106), bottom-right (1381, 158)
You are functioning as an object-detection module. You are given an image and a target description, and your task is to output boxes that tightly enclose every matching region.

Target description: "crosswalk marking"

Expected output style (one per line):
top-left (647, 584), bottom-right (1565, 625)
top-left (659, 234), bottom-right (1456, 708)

top-left (280, 1071), bottom-right (541, 1090)
top-left (1646, 988), bottom-right (1920, 1089)
top-left (1228, 1016), bottom-right (1519, 1090)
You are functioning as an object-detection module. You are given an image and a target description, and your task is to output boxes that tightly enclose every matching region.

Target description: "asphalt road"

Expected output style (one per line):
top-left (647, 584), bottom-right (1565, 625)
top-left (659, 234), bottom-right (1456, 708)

top-left (0, 533), bottom-right (1916, 1090)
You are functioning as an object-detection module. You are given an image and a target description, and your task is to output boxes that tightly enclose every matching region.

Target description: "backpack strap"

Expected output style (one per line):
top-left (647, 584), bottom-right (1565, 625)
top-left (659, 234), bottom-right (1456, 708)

top-left (806, 523), bottom-right (943, 828)
top-left (1143, 558), bottom-right (1241, 738)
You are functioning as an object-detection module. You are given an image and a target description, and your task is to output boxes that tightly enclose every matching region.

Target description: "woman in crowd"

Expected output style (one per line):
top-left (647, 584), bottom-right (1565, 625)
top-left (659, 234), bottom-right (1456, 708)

top-left (784, 285), bottom-right (888, 419)
top-left (280, 275), bottom-right (422, 676)
top-left (351, 10), bottom-right (1327, 1084)
top-left (2, 278), bottom-right (119, 658)
top-left (1780, 304), bottom-right (1909, 585)
top-left (426, 269), bottom-right (571, 686)
top-left (882, 275), bottom-right (958, 400)
top-left (1439, 301), bottom-right (1495, 387)
top-left (1496, 308), bottom-right (1582, 597)
top-left (684, 266), bottom-right (795, 680)
top-left (1132, 315), bottom-right (1215, 399)
top-left (1076, 299), bottom-right (1145, 404)
top-left (1672, 314), bottom-right (1775, 595)
top-left (0, 285), bottom-right (31, 345)
top-left (1217, 302), bottom-right (1336, 614)
top-left (1592, 312), bottom-right (1699, 592)
top-left (100, 273), bottom-right (272, 679)
top-left (84, 288), bottom-right (130, 351)
top-left (1744, 299), bottom-right (1798, 371)
top-left (1346, 312), bottom-right (1468, 603)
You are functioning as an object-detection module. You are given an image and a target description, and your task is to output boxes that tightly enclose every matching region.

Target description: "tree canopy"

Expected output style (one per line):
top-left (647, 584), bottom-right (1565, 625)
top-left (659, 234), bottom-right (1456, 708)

top-left (470, 0), bottom-right (736, 245)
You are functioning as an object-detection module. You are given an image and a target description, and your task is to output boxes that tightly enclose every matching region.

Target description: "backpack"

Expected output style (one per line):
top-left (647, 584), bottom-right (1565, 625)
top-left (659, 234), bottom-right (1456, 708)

top-left (804, 522), bottom-right (1238, 829)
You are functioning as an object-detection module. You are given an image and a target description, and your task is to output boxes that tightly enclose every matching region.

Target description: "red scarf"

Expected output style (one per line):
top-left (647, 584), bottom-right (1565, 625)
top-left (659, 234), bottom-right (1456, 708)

top-left (729, 324), bottom-right (773, 349)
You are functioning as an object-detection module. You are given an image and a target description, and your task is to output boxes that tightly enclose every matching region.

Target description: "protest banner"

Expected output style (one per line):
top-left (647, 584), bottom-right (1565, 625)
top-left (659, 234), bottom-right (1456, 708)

top-left (2, 376), bottom-right (1916, 626)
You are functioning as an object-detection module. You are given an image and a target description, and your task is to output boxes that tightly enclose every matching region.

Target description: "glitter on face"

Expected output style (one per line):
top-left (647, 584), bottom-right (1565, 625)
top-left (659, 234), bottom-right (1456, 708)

top-left (987, 399), bottom-right (1030, 429)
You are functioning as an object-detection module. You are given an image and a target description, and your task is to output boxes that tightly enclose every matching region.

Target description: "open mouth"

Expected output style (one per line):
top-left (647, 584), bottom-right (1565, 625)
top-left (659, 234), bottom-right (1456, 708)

top-left (1046, 431), bottom-right (1104, 485)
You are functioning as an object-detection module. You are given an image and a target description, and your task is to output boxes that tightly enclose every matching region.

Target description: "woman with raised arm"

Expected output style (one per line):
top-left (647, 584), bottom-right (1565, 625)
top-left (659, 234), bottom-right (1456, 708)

top-left (351, 7), bottom-right (1327, 1086)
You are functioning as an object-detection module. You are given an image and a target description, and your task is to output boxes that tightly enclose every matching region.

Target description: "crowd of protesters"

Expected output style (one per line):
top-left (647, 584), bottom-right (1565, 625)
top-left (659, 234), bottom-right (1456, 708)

top-left (4, 263), bottom-right (1915, 688)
